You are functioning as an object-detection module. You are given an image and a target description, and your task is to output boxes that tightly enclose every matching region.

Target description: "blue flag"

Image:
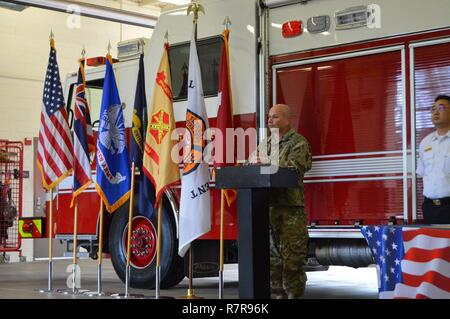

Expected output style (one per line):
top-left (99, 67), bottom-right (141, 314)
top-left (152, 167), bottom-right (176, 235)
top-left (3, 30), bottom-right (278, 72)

top-left (95, 59), bottom-right (131, 213)
top-left (131, 54), bottom-right (154, 219)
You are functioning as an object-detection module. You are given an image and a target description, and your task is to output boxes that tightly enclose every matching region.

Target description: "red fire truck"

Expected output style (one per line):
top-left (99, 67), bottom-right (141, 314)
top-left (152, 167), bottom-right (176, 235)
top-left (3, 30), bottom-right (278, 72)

top-left (25, 0), bottom-right (450, 288)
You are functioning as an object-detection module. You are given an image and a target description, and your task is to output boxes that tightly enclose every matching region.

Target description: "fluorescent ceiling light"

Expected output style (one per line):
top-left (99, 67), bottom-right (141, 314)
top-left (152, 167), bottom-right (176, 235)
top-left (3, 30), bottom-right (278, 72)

top-left (0, 1), bottom-right (28, 11)
top-left (159, 0), bottom-right (190, 5)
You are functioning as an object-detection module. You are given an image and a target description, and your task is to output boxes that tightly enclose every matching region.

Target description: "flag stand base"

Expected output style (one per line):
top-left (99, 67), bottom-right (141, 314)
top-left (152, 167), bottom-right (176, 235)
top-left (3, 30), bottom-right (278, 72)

top-left (177, 289), bottom-right (204, 299)
top-left (144, 296), bottom-right (175, 299)
top-left (110, 293), bottom-right (145, 299)
top-left (36, 288), bottom-right (57, 294)
top-left (83, 291), bottom-right (107, 297)
top-left (55, 288), bottom-right (90, 295)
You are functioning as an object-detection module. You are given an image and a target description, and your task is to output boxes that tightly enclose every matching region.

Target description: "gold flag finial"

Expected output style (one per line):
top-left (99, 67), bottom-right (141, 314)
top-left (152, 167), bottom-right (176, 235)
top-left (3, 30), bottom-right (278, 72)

top-left (81, 46), bottom-right (86, 58)
top-left (106, 41), bottom-right (113, 64)
top-left (49, 29), bottom-right (55, 48)
top-left (223, 16), bottom-right (231, 30)
top-left (187, 2), bottom-right (205, 23)
top-left (164, 30), bottom-right (169, 44)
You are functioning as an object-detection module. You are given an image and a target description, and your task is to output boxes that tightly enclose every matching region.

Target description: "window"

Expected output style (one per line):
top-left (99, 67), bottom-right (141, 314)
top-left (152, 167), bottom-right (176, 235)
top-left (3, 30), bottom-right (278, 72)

top-left (67, 78), bottom-right (103, 129)
top-left (169, 36), bottom-right (223, 101)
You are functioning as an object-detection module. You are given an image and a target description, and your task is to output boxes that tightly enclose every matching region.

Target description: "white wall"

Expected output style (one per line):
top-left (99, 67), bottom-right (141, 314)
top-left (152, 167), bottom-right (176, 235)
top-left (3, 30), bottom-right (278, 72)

top-left (0, 2), bottom-right (159, 262)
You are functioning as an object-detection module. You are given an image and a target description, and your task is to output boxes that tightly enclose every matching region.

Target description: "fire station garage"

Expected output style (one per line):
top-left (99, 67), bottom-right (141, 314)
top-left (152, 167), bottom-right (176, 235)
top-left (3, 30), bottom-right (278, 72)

top-left (0, 0), bottom-right (449, 302)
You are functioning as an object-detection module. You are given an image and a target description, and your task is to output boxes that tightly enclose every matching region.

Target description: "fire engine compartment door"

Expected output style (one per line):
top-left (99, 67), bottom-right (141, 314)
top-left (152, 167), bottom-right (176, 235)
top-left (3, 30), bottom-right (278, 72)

top-left (273, 47), bottom-right (408, 225)
top-left (410, 39), bottom-right (450, 221)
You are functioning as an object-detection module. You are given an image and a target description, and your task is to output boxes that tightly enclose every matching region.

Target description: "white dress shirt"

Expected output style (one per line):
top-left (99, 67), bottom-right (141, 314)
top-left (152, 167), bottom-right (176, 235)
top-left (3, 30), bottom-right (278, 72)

top-left (416, 130), bottom-right (450, 199)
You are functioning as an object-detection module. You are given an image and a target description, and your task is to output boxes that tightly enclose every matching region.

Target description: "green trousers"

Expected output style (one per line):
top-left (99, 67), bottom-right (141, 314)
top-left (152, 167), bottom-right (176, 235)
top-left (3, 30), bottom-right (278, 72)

top-left (269, 206), bottom-right (308, 298)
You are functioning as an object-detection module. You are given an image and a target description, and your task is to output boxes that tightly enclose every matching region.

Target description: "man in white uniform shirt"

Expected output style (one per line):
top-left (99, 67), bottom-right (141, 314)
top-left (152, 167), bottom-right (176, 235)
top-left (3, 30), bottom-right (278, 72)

top-left (417, 95), bottom-right (450, 224)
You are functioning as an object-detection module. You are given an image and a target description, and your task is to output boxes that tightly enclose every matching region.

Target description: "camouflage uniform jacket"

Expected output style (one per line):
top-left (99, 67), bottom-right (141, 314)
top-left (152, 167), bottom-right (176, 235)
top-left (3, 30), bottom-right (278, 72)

top-left (249, 129), bottom-right (312, 206)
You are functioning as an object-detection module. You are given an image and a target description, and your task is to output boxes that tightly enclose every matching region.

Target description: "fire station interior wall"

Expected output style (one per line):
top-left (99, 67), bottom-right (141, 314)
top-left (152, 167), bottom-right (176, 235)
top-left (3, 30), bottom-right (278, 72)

top-left (269, 0), bottom-right (450, 56)
top-left (0, 2), bottom-right (158, 262)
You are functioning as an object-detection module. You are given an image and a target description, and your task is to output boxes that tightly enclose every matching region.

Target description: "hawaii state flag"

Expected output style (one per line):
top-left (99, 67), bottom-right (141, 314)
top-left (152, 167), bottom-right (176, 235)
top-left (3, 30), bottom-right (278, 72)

top-left (213, 29), bottom-right (237, 207)
top-left (143, 44), bottom-right (180, 211)
top-left (70, 58), bottom-right (94, 207)
top-left (95, 57), bottom-right (131, 213)
top-left (178, 25), bottom-right (211, 258)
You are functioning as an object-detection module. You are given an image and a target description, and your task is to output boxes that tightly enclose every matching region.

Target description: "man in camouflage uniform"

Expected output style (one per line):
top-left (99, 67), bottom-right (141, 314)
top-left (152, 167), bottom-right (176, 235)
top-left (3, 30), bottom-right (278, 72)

top-left (248, 104), bottom-right (312, 299)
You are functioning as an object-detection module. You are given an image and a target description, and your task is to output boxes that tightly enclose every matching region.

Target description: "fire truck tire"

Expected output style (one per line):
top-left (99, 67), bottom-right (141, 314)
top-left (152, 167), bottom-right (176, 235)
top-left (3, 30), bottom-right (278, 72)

top-left (109, 197), bottom-right (185, 289)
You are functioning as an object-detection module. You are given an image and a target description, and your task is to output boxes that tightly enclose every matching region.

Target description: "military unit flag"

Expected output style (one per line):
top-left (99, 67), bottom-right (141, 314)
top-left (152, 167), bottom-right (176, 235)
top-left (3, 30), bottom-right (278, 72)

top-left (131, 54), bottom-right (153, 219)
top-left (178, 26), bottom-right (211, 258)
top-left (95, 58), bottom-right (131, 213)
top-left (213, 29), bottom-right (237, 207)
top-left (37, 39), bottom-right (73, 190)
top-left (70, 59), bottom-right (94, 207)
top-left (143, 44), bottom-right (180, 211)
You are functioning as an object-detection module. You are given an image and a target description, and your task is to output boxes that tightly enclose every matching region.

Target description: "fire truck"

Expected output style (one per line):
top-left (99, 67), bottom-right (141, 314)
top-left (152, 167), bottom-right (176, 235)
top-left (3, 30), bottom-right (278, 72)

top-left (26, 0), bottom-right (450, 288)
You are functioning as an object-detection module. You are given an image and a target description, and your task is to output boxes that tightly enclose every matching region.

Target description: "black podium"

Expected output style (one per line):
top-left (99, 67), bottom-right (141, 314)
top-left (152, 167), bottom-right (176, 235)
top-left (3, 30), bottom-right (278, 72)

top-left (215, 165), bottom-right (299, 299)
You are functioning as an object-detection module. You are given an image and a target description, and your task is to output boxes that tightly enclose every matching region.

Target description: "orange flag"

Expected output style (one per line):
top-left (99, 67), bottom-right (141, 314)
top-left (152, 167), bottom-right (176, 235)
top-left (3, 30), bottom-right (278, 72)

top-left (143, 44), bottom-right (180, 205)
top-left (213, 29), bottom-right (237, 207)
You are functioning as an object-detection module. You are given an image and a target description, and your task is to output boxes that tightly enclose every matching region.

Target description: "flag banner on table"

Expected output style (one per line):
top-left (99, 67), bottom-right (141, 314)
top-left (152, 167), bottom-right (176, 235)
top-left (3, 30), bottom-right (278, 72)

top-left (37, 39), bottom-right (73, 190)
top-left (361, 226), bottom-right (450, 299)
top-left (178, 25), bottom-right (211, 258)
top-left (70, 59), bottom-right (94, 207)
top-left (143, 44), bottom-right (180, 215)
top-left (131, 54), bottom-right (153, 219)
top-left (95, 58), bottom-right (131, 213)
top-left (213, 29), bottom-right (236, 207)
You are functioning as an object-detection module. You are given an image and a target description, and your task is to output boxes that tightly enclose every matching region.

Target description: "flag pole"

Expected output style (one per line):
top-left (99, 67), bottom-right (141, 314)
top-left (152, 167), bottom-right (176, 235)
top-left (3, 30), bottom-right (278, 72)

top-left (156, 36), bottom-right (168, 298)
top-left (38, 31), bottom-right (56, 294)
top-left (155, 201), bottom-right (163, 298)
top-left (48, 188), bottom-right (54, 291)
top-left (71, 198), bottom-right (79, 293)
top-left (39, 187), bottom-right (54, 293)
top-left (151, 199), bottom-right (174, 299)
top-left (84, 199), bottom-right (106, 297)
top-left (179, 2), bottom-right (205, 300)
top-left (177, 245), bottom-right (202, 299)
top-left (38, 31), bottom-right (74, 294)
top-left (96, 200), bottom-right (105, 296)
top-left (115, 161), bottom-right (143, 299)
top-left (218, 17), bottom-right (231, 300)
top-left (152, 27), bottom-right (174, 301)
top-left (70, 48), bottom-right (80, 292)
top-left (219, 190), bottom-right (225, 299)
top-left (125, 161), bottom-right (136, 297)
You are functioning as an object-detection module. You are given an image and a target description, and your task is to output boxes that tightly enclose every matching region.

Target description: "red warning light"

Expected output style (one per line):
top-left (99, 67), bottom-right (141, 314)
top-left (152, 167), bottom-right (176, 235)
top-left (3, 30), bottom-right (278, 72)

top-left (282, 20), bottom-right (303, 38)
top-left (86, 56), bottom-right (119, 67)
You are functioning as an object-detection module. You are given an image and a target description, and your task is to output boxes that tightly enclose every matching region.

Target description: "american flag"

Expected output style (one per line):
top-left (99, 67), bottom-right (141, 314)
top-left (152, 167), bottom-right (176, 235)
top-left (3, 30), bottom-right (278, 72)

top-left (361, 225), bottom-right (450, 299)
top-left (70, 59), bottom-right (93, 207)
top-left (37, 40), bottom-right (73, 190)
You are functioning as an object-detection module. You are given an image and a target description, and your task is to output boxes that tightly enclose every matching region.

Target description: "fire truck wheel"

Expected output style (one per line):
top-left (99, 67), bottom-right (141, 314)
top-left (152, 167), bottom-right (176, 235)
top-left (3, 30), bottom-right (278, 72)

top-left (109, 196), bottom-right (185, 289)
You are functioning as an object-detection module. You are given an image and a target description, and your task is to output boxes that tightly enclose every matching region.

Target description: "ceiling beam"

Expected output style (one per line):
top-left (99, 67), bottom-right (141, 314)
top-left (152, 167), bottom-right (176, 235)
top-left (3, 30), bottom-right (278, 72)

top-left (4, 0), bottom-right (158, 28)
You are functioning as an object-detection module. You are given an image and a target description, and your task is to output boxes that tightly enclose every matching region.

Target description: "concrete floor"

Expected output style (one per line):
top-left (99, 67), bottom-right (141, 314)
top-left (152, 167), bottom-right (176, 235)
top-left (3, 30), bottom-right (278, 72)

top-left (0, 259), bottom-right (379, 299)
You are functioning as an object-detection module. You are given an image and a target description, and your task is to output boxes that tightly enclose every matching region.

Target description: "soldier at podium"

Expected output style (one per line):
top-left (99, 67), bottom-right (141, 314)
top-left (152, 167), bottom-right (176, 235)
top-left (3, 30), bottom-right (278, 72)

top-left (247, 104), bottom-right (312, 299)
